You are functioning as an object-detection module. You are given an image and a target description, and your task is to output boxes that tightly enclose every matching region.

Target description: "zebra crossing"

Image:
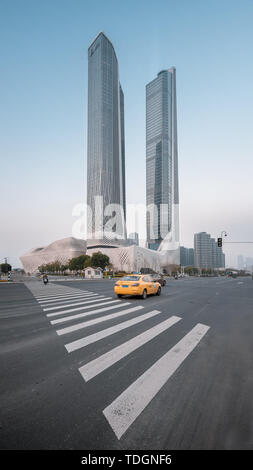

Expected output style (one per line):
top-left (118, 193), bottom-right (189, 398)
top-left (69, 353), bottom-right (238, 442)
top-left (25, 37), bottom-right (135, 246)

top-left (26, 281), bottom-right (210, 440)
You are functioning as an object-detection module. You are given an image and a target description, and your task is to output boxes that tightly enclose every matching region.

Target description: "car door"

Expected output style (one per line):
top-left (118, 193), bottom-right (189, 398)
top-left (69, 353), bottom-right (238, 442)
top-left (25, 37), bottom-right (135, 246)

top-left (150, 275), bottom-right (158, 293)
top-left (143, 275), bottom-right (154, 294)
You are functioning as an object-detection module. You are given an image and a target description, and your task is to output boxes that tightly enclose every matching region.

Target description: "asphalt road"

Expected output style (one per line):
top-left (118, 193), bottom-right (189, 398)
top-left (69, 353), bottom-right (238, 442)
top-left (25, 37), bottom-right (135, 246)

top-left (1, 276), bottom-right (253, 449)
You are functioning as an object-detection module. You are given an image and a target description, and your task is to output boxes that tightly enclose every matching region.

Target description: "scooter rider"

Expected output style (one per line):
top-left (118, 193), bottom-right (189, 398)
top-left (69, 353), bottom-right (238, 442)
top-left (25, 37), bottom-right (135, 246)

top-left (42, 273), bottom-right (49, 285)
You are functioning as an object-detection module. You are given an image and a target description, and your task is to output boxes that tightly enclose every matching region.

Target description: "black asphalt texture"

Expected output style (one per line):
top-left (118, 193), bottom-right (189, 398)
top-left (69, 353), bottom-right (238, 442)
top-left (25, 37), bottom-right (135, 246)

top-left (0, 276), bottom-right (253, 449)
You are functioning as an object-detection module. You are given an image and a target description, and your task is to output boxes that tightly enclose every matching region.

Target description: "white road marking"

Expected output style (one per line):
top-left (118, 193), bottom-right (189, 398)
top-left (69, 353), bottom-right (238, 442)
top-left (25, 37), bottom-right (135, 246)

top-left (79, 316), bottom-right (182, 382)
top-left (47, 297), bottom-right (112, 317)
top-left (41, 295), bottom-right (104, 307)
top-left (45, 297), bottom-right (111, 313)
top-left (51, 299), bottom-right (121, 325)
top-left (36, 289), bottom-right (88, 295)
top-left (50, 301), bottom-right (128, 325)
top-left (38, 293), bottom-right (96, 303)
top-left (65, 310), bottom-right (161, 353)
top-left (103, 323), bottom-right (210, 440)
top-left (56, 305), bottom-right (142, 336)
top-left (37, 290), bottom-right (92, 298)
top-left (35, 290), bottom-right (89, 298)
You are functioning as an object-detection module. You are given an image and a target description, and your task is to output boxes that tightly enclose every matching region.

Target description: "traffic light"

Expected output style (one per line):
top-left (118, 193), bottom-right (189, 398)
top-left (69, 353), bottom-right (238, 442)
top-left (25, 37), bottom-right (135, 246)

top-left (217, 238), bottom-right (222, 247)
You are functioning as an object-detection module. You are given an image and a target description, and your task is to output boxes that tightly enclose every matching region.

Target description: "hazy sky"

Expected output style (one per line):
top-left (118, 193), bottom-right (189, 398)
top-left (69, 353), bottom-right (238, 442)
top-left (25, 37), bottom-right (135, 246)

top-left (1, 0), bottom-right (253, 268)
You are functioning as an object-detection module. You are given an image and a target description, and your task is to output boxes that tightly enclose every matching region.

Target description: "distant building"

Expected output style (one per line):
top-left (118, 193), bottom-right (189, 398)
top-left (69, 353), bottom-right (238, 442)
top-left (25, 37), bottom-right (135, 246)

top-left (128, 232), bottom-right (139, 246)
top-left (180, 247), bottom-right (194, 266)
top-left (194, 232), bottom-right (225, 269)
top-left (237, 255), bottom-right (244, 270)
top-left (245, 257), bottom-right (253, 271)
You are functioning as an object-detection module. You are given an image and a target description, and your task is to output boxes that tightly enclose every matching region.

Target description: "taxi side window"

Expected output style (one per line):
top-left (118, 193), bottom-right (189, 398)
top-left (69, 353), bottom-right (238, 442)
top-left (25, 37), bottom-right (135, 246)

top-left (143, 276), bottom-right (149, 282)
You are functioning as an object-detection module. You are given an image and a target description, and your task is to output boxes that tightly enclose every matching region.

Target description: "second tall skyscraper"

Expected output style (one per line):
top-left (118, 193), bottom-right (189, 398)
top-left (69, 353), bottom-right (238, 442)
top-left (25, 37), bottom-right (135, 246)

top-left (146, 68), bottom-right (179, 251)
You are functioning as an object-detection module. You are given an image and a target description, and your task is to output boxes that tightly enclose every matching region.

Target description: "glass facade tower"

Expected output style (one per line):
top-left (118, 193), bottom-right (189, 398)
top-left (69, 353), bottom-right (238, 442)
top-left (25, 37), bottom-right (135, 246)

top-left (87, 32), bottom-right (126, 244)
top-left (146, 68), bottom-right (179, 250)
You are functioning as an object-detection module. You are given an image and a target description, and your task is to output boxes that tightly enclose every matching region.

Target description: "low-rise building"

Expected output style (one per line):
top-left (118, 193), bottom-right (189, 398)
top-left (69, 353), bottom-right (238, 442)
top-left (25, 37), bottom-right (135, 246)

top-left (84, 267), bottom-right (103, 279)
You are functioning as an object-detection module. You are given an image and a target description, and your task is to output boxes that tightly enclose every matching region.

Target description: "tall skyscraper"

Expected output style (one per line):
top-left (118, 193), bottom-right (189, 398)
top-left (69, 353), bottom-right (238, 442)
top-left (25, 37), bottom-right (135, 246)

top-left (87, 32), bottom-right (126, 244)
top-left (146, 68), bottom-right (179, 251)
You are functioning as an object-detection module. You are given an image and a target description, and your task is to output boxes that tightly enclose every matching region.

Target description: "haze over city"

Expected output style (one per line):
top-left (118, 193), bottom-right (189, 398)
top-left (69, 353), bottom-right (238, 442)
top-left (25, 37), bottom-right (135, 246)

top-left (1, 0), bottom-right (253, 267)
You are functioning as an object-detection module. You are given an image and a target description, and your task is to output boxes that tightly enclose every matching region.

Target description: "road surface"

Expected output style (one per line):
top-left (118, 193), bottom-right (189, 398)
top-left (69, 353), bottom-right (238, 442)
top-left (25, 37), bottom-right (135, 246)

top-left (1, 276), bottom-right (252, 449)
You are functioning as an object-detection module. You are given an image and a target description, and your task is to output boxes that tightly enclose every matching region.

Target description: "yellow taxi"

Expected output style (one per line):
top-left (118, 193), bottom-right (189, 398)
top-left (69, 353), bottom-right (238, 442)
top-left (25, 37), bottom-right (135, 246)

top-left (114, 274), bottom-right (161, 299)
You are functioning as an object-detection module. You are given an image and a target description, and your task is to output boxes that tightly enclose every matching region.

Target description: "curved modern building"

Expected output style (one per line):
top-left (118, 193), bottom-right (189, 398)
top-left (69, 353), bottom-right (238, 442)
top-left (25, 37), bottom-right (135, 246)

top-left (87, 32), bottom-right (126, 245)
top-left (20, 237), bottom-right (87, 273)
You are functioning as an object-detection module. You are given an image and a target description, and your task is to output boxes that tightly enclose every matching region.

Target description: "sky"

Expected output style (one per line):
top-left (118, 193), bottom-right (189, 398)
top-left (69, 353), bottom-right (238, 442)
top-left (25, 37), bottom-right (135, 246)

top-left (1, 0), bottom-right (253, 268)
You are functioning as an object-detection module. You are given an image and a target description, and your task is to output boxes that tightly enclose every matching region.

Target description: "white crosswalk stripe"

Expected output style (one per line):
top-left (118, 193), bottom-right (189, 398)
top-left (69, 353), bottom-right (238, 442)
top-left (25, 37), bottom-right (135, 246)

top-left (50, 301), bottom-right (129, 325)
top-left (103, 323), bottom-right (210, 439)
top-left (41, 297), bottom-right (104, 308)
top-left (38, 293), bottom-right (97, 303)
top-left (36, 290), bottom-right (90, 298)
top-left (79, 315), bottom-right (182, 382)
top-left (56, 305), bottom-right (144, 336)
top-left (45, 296), bottom-right (111, 314)
top-left (65, 310), bottom-right (161, 353)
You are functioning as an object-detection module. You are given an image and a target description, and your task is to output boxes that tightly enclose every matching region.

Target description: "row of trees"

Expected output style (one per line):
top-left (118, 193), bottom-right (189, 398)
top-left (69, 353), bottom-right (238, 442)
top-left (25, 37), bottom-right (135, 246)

top-left (183, 266), bottom-right (226, 276)
top-left (38, 252), bottom-right (111, 274)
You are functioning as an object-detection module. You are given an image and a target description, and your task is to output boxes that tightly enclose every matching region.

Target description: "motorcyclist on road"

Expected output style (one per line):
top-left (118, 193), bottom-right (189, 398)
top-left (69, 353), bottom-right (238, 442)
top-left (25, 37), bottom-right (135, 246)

top-left (42, 273), bottom-right (48, 285)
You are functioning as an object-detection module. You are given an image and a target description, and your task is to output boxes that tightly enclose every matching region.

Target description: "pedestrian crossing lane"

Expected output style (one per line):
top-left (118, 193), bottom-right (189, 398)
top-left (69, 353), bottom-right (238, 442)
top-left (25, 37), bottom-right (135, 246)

top-left (56, 305), bottom-right (144, 336)
top-left (45, 296), bottom-right (112, 315)
top-left (65, 310), bottom-right (162, 353)
top-left (103, 323), bottom-right (210, 440)
top-left (38, 293), bottom-right (98, 303)
top-left (26, 281), bottom-right (210, 442)
top-left (79, 315), bottom-right (182, 381)
top-left (50, 300), bottom-right (127, 324)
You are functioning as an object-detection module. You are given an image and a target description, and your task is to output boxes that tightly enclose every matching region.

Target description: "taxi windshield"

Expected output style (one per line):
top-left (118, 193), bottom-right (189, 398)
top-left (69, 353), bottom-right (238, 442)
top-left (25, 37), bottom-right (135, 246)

top-left (122, 276), bottom-right (140, 281)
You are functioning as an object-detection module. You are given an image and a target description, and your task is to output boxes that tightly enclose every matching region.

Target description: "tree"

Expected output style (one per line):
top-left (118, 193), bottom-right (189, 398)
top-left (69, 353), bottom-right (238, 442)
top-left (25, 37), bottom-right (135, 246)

top-left (0, 263), bottom-right (12, 273)
top-left (83, 257), bottom-right (91, 269)
top-left (60, 264), bottom-right (68, 273)
top-left (90, 252), bottom-right (110, 270)
top-left (184, 266), bottom-right (193, 276)
top-left (192, 267), bottom-right (199, 276)
top-left (68, 255), bottom-right (90, 271)
top-left (38, 261), bottom-right (68, 274)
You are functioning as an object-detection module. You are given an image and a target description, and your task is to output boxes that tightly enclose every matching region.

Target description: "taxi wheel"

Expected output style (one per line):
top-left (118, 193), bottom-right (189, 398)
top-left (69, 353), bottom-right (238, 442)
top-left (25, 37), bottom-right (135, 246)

top-left (156, 286), bottom-right (161, 296)
top-left (117, 294), bottom-right (122, 298)
top-left (141, 289), bottom-right (147, 299)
